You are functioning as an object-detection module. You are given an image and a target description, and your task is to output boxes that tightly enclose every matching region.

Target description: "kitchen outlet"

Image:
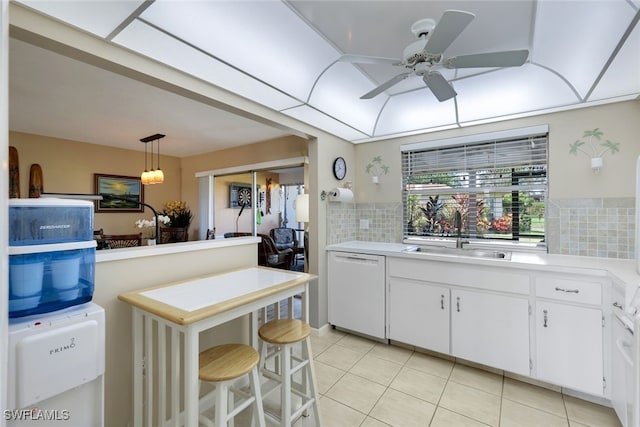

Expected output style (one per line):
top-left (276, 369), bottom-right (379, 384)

top-left (360, 219), bottom-right (369, 230)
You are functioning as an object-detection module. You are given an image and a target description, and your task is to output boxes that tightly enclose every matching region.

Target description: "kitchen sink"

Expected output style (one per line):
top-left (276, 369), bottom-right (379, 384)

top-left (404, 246), bottom-right (512, 260)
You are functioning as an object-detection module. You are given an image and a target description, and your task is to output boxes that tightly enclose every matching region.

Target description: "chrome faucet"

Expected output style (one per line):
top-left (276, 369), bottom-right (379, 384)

top-left (454, 211), bottom-right (469, 249)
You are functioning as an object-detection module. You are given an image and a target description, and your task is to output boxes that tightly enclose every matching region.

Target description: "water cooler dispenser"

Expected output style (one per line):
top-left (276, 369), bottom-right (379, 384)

top-left (7, 199), bottom-right (105, 426)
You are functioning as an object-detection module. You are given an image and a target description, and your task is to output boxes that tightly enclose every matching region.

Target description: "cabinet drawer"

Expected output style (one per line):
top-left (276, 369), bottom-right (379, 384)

top-left (535, 276), bottom-right (602, 305)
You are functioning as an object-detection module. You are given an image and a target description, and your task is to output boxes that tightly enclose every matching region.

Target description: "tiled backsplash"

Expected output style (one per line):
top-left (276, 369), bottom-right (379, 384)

top-left (326, 198), bottom-right (635, 260)
top-left (546, 198), bottom-right (635, 259)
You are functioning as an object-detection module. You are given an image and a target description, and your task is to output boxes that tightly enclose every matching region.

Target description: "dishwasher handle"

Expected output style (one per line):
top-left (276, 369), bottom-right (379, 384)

top-left (333, 253), bottom-right (382, 264)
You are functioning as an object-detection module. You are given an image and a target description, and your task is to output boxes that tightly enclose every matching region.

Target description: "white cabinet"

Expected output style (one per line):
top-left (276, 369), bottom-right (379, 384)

top-left (452, 288), bottom-right (531, 376)
top-left (535, 301), bottom-right (603, 395)
top-left (328, 252), bottom-right (386, 339)
top-left (534, 275), bottom-right (605, 396)
top-left (388, 278), bottom-right (449, 354)
top-left (386, 258), bottom-right (530, 375)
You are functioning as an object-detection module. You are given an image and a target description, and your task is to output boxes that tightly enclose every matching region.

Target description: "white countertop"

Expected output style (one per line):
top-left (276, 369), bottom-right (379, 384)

top-left (96, 236), bottom-right (260, 263)
top-left (118, 266), bottom-right (315, 325)
top-left (140, 268), bottom-right (305, 312)
top-left (327, 240), bottom-right (640, 307)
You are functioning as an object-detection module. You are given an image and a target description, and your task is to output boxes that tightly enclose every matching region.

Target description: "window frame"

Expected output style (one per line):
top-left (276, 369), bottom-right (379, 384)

top-left (401, 126), bottom-right (548, 249)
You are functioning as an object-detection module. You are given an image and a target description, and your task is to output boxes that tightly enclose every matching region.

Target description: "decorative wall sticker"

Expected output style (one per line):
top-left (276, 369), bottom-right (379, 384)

top-left (569, 128), bottom-right (620, 173)
top-left (365, 156), bottom-right (390, 184)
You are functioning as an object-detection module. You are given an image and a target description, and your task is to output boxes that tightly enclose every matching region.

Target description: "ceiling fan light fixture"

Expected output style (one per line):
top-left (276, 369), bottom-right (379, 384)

top-left (343, 10), bottom-right (528, 102)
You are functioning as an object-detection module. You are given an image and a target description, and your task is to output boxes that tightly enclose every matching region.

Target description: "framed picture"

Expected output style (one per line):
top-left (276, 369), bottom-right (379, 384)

top-left (94, 174), bottom-right (144, 213)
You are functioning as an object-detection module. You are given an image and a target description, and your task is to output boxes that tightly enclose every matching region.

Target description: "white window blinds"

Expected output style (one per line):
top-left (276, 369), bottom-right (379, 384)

top-left (401, 130), bottom-right (548, 243)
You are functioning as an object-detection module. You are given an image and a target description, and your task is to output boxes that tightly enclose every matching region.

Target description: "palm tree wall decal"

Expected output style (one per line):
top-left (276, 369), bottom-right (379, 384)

top-left (569, 128), bottom-right (620, 173)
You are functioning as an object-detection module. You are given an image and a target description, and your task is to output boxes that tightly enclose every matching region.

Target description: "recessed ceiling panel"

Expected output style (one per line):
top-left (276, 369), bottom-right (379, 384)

top-left (140, 1), bottom-right (341, 101)
top-left (531, 0), bottom-right (636, 98)
top-left (309, 62), bottom-right (386, 135)
top-left (113, 21), bottom-right (300, 112)
top-left (289, 1), bottom-right (533, 91)
top-left (282, 105), bottom-right (368, 141)
top-left (375, 90), bottom-right (457, 136)
top-left (456, 65), bottom-right (578, 123)
top-left (589, 22), bottom-right (640, 101)
top-left (16, 0), bottom-right (144, 38)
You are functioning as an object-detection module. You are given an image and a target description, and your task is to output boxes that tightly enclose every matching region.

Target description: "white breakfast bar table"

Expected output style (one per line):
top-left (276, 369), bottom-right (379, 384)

top-left (118, 266), bottom-right (317, 427)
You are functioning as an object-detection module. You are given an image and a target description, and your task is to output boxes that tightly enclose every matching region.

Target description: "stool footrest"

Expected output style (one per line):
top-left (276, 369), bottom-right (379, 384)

top-left (291, 398), bottom-right (316, 422)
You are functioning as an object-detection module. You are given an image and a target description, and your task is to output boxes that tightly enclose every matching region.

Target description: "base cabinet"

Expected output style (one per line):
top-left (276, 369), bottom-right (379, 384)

top-left (334, 253), bottom-right (612, 406)
top-left (535, 301), bottom-right (604, 396)
top-left (452, 289), bottom-right (530, 376)
top-left (388, 278), bottom-right (449, 354)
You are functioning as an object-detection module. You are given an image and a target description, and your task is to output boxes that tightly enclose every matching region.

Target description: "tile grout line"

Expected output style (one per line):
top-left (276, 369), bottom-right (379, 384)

top-left (314, 331), bottom-right (616, 427)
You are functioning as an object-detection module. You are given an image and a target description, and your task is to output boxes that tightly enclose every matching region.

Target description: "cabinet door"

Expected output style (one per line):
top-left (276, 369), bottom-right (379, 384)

top-left (388, 278), bottom-right (449, 354)
top-left (452, 289), bottom-right (530, 376)
top-left (535, 301), bottom-right (603, 396)
top-left (328, 252), bottom-right (386, 339)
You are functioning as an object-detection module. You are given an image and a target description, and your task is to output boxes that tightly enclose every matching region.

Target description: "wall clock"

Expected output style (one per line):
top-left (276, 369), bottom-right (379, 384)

top-left (333, 157), bottom-right (347, 180)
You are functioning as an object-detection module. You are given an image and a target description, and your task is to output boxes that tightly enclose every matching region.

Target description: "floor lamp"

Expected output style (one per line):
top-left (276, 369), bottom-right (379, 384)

top-left (295, 194), bottom-right (309, 270)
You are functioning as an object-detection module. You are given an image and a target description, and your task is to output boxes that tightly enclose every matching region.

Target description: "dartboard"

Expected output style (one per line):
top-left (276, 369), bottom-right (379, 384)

top-left (238, 187), bottom-right (251, 207)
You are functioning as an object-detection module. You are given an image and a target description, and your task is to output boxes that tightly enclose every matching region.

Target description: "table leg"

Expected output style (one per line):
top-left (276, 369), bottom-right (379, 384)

top-left (184, 328), bottom-right (199, 427)
top-left (302, 283), bottom-right (309, 324)
top-left (132, 310), bottom-right (143, 427)
top-left (250, 311), bottom-right (258, 349)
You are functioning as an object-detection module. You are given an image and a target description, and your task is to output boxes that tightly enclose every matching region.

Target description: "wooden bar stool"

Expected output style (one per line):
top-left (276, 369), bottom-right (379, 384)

top-left (199, 344), bottom-right (266, 427)
top-left (258, 319), bottom-right (321, 426)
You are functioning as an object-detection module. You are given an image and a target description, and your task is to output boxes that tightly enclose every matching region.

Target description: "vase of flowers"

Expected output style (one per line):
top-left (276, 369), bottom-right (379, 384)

top-left (135, 215), bottom-right (170, 244)
top-left (161, 201), bottom-right (193, 243)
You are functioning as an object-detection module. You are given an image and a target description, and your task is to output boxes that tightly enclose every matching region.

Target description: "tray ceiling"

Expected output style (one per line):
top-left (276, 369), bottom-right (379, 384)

top-left (10, 0), bottom-right (640, 150)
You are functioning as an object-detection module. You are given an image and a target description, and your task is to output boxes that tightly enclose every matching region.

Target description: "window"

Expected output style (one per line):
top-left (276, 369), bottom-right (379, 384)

top-left (401, 128), bottom-right (548, 244)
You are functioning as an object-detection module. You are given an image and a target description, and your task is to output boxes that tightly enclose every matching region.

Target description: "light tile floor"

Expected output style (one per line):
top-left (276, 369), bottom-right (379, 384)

top-left (300, 328), bottom-right (622, 427)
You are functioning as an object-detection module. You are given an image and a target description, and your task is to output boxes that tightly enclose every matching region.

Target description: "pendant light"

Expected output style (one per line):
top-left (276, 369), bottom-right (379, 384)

top-left (153, 135), bottom-right (164, 184)
top-left (140, 136), bottom-right (152, 185)
top-left (140, 133), bottom-right (165, 185)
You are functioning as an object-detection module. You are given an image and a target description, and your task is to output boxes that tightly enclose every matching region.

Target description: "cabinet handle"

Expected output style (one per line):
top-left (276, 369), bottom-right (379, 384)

top-left (554, 287), bottom-right (579, 294)
top-left (543, 309), bottom-right (548, 327)
top-left (456, 296), bottom-right (460, 312)
top-left (613, 302), bottom-right (623, 310)
top-left (441, 294), bottom-right (445, 310)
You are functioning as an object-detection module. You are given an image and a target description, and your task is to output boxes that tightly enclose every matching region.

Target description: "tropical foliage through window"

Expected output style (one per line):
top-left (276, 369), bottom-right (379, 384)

top-left (402, 133), bottom-right (548, 244)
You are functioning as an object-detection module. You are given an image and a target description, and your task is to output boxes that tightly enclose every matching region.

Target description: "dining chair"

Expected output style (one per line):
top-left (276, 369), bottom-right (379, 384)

top-left (101, 233), bottom-right (143, 249)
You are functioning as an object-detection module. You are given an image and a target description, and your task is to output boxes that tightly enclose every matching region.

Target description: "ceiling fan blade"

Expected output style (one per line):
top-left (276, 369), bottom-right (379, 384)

top-left (423, 72), bottom-right (457, 102)
top-left (424, 10), bottom-right (475, 53)
top-left (339, 54), bottom-right (401, 65)
top-left (446, 49), bottom-right (530, 68)
top-left (361, 72), bottom-right (411, 99)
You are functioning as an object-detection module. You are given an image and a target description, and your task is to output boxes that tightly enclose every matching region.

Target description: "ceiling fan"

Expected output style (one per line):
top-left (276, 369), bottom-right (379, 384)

top-left (339, 10), bottom-right (529, 102)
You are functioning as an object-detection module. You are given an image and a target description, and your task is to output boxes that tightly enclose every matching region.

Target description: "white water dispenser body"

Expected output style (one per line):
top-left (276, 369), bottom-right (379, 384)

top-left (7, 303), bottom-right (105, 426)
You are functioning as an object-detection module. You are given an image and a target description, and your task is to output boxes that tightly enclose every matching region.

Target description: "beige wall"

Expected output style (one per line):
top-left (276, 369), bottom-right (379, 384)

top-left (353, 100), bottom-right (640, 203)
top-left (309, 133), bottom-right (356, 326)
top-left (213, 171), bottom-right (283, 235)
top-left (9, 131), bottom-right (182, 234)
top-left (181, 135), bottom-right (308, 238)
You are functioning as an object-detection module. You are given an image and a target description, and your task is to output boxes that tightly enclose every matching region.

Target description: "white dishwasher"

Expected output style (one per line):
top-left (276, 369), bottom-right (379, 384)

top-left (328, 251), bottom-right (386, 339)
